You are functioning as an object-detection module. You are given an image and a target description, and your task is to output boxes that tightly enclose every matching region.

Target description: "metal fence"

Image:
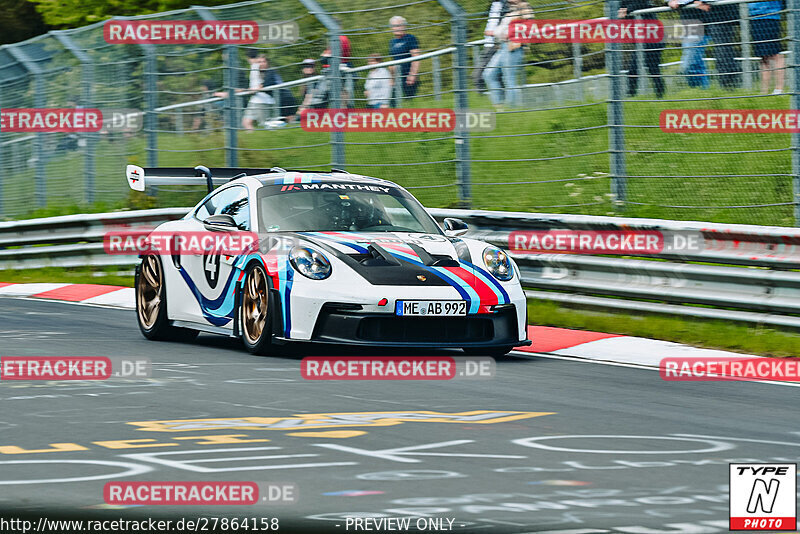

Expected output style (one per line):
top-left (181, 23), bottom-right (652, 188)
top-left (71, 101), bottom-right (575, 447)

top-left (1, 0), bottom-right (799, 227)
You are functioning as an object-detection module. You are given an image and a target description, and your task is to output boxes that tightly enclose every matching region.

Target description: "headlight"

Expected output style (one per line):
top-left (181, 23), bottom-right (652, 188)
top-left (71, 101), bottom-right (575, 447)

top-left (289, 246), bottom-right (332, 280)
top-left (483, 246), bottom-right (514, 281)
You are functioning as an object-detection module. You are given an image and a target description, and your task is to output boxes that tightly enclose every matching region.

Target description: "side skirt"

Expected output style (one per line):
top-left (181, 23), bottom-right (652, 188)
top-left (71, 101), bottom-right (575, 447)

top-left (171, 320), bottom-right (236, 337)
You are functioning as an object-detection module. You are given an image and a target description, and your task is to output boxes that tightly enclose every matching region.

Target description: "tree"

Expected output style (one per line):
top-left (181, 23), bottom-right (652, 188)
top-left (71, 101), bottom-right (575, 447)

top-left (0, 0), bottom-right (49, 44)
top-left (30, 0), bottom-right (236, 29)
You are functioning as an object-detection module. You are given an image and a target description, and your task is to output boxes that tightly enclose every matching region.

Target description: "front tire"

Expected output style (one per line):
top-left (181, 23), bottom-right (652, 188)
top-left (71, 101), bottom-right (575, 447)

top-left (240, 263), bottom-right (276, 355)
top-left (136, 255), bottom-right (198, 342)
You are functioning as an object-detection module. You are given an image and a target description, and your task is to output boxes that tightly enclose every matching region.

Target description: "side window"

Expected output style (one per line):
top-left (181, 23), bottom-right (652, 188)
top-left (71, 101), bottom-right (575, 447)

top-left (214, 187), bottom-right (250, 230)
top-left (195, 196), bottom-right (216, 221)
top-left (195, 187), bottom-right (250, 230)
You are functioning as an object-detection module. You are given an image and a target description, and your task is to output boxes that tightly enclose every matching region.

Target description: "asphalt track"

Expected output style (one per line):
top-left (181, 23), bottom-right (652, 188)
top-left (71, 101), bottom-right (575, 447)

top-left (0, 296), bottom-right (799, 533)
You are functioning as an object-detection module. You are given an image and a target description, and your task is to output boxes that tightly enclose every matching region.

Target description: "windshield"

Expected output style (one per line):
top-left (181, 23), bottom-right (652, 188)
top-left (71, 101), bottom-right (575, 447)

top-left (257, 185), bottom-right (442, 234)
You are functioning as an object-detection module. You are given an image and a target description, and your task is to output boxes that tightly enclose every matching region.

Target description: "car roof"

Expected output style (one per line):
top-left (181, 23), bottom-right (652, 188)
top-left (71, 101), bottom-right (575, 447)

top-left (255, 171), bottom-right (399, 188)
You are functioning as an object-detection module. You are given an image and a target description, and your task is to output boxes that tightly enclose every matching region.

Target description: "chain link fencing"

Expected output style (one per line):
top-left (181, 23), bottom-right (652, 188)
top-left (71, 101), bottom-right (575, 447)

top-left (0, 0), bottom-right (798, 226)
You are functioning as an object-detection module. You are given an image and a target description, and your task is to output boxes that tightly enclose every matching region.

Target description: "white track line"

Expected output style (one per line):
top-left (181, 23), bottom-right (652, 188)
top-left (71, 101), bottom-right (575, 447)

top-left (510, 350), bottom-right (800, 388)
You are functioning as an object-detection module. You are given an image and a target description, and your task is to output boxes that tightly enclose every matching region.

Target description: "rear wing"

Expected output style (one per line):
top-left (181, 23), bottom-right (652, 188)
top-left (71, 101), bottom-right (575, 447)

top-left (126, 165), bottom-right (275, 193)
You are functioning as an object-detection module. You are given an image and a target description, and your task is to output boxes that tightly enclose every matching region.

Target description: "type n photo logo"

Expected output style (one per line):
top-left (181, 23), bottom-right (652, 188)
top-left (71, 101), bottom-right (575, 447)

top-left (729, 463), bottom-right (796, 531)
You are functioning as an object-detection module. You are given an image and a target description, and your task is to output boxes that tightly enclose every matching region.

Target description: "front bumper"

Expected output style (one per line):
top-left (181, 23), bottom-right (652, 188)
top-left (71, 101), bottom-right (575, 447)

top-left (304, 305), bottom-right (529, 348)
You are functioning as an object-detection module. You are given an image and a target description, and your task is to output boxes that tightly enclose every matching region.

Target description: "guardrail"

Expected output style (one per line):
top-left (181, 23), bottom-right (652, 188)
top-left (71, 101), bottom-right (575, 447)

top-left (2, 207), bottom-right (799, 328)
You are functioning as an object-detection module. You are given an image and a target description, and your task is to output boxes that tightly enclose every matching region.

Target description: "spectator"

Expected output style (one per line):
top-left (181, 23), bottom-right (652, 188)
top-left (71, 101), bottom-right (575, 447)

top-left (749, 0), bottom-right (785, 94)
top-left (388, 15), bottom-right (421, 104)
top-left (482, 0), bottom-right (533, 109)
top-left (321, 34), bottom-right (352, 68)
top-left (322, 32), bottom-right (353, 107)
top-left (474, 0), bottom-right (507, 93)
top-left (364, 54), bottom-right (392, 108)
top-left (297, 60), bottom-right (331, 115)
top-left (619, 0), bottom-right (665, 99)
top-left (261, 57), bottom-right (298, 122)
top-left (299, 58), bottom-right (317, 102)
top-left (668, 1), bottom-right (709, 88)
top-left (192, 79), bottom-right (224, 131)
top-left (669, 1), bottom-right (740, 90)
top-left (242, 50), bottom-right (275, 131)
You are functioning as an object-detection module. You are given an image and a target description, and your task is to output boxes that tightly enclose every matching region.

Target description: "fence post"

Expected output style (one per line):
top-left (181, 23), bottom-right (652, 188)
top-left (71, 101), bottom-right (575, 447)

top-left (573, 41), bottom-right (583, 101)
top-left (393, 63), bottom-right (403, 108)
top-left (606, 0), bottom-right (626, 208)
top-left (433, 55), bottom-right (442, 100)
top-left (635, 13), bottom-right (647, 95)
top-left (195, 7), bottom-right (238, 166)
top-left (224, 45), bottom-right (239, 167)
top-left (7, 45), bottom-right (46, 208)
top-left (52, 31), bottom-right (96, 206)
top-left (437, 0), bottom-right (471, 208)
top-left (299, 0), bottom-right (344, 169)
top-left (740, 3), bottom-right (753, 92)
top-left (791, 0), bottom-right (800, 224)
top-left (141, 44), bottom-right (158, 169)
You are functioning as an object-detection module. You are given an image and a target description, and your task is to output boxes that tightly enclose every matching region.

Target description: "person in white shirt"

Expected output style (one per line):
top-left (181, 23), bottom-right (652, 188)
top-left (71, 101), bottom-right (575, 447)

top-left (474, 0), bottom-right (506, 92)
top-left (482, 0), bottom-right (533, 108)
top-left (242, 51), bottom-right (275, 131)
top-left (364, 54), bottom-right (392, 108)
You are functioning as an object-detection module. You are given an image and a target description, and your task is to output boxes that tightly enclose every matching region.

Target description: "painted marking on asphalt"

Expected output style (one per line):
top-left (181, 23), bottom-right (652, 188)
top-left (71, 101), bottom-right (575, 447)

top-left (314, 439), bottom-right (528, 463)
top-left (287, 431), bottom-right (368, 438)
top-left (126, 411), bottom-right (555, 432)
top-left (120, 446), bottom-right (357, 473)
top-left (0, 459), bottom-right (153, 485)
top-left (511, 435), bottom-right (735, 455)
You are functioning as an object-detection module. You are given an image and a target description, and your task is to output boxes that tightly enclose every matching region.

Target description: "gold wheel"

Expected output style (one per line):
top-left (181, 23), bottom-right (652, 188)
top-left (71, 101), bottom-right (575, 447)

top-left (137, 255), bottom-right (162, 330)
top-left (242, 266), bottom-right (269, 345)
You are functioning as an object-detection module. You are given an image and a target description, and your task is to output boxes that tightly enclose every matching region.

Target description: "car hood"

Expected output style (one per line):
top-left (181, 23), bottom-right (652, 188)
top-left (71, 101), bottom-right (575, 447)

top-left (274, 231), bottom-right (511, 308)
top-left (295, 231), bottom-right (461, 258)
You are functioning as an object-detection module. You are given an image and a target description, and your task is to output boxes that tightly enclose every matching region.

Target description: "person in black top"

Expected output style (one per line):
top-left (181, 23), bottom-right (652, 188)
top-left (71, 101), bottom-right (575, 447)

top-left (388, 15), bottom-right (421, 104)
top-left (619, 0), bottom-right (665, 98)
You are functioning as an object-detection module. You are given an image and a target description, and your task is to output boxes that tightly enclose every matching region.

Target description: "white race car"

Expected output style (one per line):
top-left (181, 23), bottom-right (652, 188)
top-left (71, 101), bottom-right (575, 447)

top-left (126, 165), bottom-right (530, 356)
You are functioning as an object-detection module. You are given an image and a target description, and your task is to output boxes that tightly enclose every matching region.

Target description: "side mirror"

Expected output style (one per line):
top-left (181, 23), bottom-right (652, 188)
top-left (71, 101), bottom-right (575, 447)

top-left (203, 214), bottom-right (238, 231)
top-left (443, 217), bottom-right (469, 237)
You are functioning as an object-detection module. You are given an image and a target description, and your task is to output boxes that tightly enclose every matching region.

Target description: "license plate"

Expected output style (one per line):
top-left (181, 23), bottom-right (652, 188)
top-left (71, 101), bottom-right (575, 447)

top-left (395, 300), bottom-right (467, 316)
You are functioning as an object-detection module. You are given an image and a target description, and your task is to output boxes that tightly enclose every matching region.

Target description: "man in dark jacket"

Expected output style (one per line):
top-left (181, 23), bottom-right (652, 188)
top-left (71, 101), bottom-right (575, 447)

top-left (669, 0), bottom-right (741, 89)
top-left (619, 0), bottom-right (665, 98)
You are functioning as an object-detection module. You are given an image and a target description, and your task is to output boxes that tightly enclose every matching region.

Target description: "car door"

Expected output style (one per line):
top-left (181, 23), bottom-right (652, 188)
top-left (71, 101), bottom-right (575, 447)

top-left (181, 185), bottom-right (251, 327)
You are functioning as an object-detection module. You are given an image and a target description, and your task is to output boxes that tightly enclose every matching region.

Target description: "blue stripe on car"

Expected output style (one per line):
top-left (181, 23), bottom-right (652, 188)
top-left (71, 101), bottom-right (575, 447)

top-left (177, 265), bottom-right (238, 326)
top-left (382, 248), bottom-right (481, 314)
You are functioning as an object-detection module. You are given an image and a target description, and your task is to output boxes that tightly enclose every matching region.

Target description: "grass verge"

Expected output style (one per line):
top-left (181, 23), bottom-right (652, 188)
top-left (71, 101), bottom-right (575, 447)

top-left (0, 267), bottom-right (134, 288)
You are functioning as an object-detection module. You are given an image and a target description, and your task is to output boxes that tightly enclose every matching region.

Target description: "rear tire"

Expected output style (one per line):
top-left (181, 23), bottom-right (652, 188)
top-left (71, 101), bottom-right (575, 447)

top-left (136, 255), bottom-right (198, 342)
top-left (240, 263), bottom-right (276, 355)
